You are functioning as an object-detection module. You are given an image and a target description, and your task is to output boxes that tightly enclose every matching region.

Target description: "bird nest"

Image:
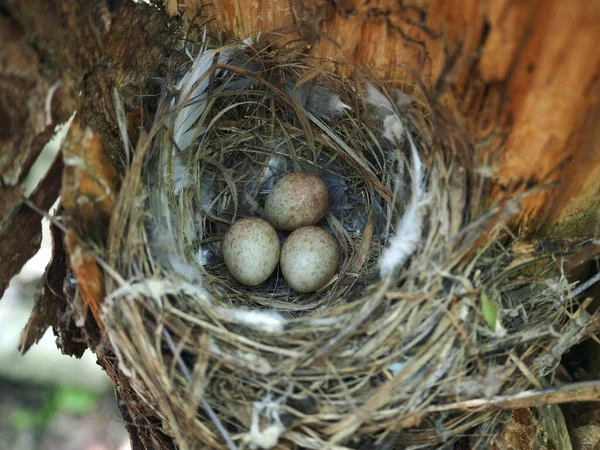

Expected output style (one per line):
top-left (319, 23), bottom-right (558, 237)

top-left (99, 32), bottom-right (596, 450)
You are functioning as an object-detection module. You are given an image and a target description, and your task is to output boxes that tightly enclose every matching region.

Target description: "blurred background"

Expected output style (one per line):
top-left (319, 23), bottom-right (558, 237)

top-left (0, 122), bottom-right (130, 450)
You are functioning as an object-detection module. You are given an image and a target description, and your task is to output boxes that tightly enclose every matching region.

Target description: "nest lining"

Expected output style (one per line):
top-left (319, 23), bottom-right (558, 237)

top-left (101, 34), bottom-right (592, 450)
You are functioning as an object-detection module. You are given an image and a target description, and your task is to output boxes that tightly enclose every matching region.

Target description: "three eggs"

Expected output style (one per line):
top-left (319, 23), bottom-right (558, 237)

top-left (222, 172), bottom-right (338, 292)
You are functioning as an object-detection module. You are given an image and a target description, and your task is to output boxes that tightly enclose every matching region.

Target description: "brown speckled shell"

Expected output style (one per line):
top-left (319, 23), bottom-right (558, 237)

top-left (280, 226), bottom-right (338, 293)
top-left (222, 217), bottom-right (280, 286)
top-left (264, 172), bottom-right (329, 231)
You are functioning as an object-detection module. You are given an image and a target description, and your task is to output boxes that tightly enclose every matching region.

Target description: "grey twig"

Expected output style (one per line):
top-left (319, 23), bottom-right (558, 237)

top-left (569, 271), bottom-right (600, 300)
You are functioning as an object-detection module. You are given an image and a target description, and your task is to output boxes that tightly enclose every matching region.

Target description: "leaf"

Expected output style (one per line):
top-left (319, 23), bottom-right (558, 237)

top-left (481, 290), bottom-right (497, 330)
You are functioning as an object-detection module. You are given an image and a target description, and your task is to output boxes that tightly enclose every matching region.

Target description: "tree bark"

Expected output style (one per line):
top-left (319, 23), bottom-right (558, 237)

top-left (0, 1), bottom-right (182, 448)
top-left (190, 0), bottom-right (600, 237)
top-left (1, 1), bottom-right (599, 449)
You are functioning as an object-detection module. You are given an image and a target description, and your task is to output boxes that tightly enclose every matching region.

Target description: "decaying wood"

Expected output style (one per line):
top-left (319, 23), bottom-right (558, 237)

top-left (0, 0), bottom-right (182, 299)
top-left (490, 408), bottom-right (549, 450)
top-left (0, 2), bottom-right (183, 449)
top-left (188, 0), bottom-right (600, 237)
top-left (0, 154), bottom-right (63, 294)
top-left (59, 124), bottom-right (121, 326)
top-left (19, 220), bottom-right (89, 357)
top-left (0, 14), bottom-right (72, 187)
top-left (0, 11), bottom-right (73, 293)
top-left (1, 1), bottom-right (599, 449)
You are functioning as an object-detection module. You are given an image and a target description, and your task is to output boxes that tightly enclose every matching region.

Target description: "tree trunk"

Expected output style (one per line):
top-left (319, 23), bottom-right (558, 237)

top-left (1, 1), bottom-right (599, 449)
top-left (192, 0), bottom-right (600, 238)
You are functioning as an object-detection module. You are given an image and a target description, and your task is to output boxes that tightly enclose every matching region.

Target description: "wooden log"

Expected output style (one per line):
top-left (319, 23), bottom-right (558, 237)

top-left (187, 0), bottom-right (600, 237)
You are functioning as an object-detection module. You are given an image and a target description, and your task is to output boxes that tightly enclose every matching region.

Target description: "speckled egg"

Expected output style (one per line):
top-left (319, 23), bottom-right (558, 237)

top-left (265, 172), bottom-right (329, 231)
top-left (280, 226), bottom-right (339, 293)
top-left (222, 217), bottom-right (280, 286)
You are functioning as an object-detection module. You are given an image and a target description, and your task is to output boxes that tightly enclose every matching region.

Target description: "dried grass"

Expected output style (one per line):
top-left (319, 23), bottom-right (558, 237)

top-left (99, 30), bottom-right (599, 450)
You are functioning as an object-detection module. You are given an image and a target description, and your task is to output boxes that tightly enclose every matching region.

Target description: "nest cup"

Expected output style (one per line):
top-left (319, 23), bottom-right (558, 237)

top-left (103, 35), bottom-right (589, 450)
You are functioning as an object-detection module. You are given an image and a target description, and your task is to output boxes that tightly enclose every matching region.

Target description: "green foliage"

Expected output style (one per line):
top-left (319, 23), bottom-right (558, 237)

top-left (480, 290), bottom-right (497, 330)
top-left (9, 408), bottom-right (38, 430)
top-left (8, 386), bottom-right (99, 432)
top-left (53, 386), bottom-right (98, 414)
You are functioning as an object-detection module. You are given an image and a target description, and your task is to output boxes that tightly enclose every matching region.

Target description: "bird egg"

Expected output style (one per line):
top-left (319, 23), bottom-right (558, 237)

top-left (265, 172), bottom-right (329, 231)
top-left (280, 226), bottom-right (339, 293)
top-left (222, 217), bottom-right (280, 286)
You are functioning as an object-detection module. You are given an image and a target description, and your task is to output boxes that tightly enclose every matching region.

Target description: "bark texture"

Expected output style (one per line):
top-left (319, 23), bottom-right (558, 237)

top-left (0, 1), bottom-right (182, 448)
top-left (1, 1), bottom-right (599, 449)
top-left (191, 0), bottom-right (600, 236)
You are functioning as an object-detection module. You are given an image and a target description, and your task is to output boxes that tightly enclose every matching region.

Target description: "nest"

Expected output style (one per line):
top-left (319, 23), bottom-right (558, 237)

top-left (100, 31), bottom-right (596, 450)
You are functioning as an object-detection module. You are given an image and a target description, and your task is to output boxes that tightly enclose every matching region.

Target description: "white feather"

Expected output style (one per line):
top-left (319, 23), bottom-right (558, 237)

top-left (249, 423), bottom-right (285, 450)
top-left (195, 245), bottom-right (211, 266)
top-left (379, 132), bottom-right (425, 276)
top-left (367, 82), bottom-right (426, 278)
top-left (382, 114), bottom-right (405, 142)
top-left (365, 82), bottom-right (393, 111)
top-left (163, 42), bottom-right (253, 203)
top-left (171, 152), bottom-right (189, 195)
top-left (172, 49), bottom-right (222, 151)
top-left (172, 40), bottom-right (254, 151)
top-left (221, 309), bottom-right (285, 334)
top-left (248, 395), bottom-right (285, 449)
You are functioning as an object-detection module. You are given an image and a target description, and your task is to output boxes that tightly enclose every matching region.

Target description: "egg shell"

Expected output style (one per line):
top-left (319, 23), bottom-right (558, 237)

top-left (222, 217), bottom-right (280, 286)
top-left (280, 226), bottom-right (339, 293)
top-left (265, 172), bottom-right (329, 231)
